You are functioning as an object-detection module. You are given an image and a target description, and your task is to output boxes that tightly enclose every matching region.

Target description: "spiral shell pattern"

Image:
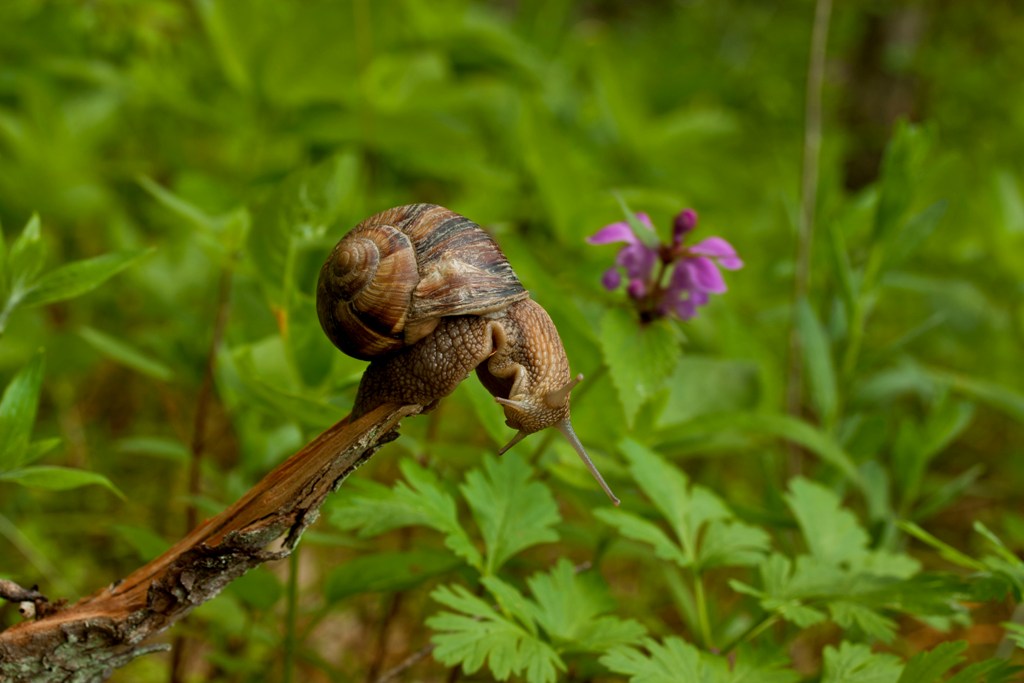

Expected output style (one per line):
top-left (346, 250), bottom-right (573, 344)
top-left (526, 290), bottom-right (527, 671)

top-left (317, 204), bottom-right (528, 360)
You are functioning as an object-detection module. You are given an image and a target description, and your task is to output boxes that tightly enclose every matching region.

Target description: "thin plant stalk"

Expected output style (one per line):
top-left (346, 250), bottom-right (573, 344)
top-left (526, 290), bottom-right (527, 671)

top-left (283, 547), bottom-right (301, 683)
top-left (786, 0), bottom-right (834, 471)
top-left (692, 571), bottom-right (714, 650)
top-left (169, 265), bottom-right (233, 683)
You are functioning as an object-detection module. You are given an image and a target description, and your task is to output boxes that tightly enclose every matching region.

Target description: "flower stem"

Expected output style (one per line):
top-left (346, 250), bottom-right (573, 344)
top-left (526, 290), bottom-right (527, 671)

top-left (722, 614), bottom-right (780, 656)
top-left (693, 571), bottom-right (714, 650)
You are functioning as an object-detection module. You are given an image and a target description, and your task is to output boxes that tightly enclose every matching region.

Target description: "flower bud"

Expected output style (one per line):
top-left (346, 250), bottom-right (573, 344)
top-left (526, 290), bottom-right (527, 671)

top-left (672, 209), bottom-right (698, 246)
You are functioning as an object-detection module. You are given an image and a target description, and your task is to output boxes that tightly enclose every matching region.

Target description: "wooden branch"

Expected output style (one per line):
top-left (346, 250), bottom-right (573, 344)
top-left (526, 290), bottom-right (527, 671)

top-left (0, 403), bottom-right (420, 683)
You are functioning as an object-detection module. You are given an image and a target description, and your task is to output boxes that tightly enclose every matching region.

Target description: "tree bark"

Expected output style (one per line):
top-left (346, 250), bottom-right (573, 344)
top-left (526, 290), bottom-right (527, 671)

top-left (0, 403), bottom-right (420, 683)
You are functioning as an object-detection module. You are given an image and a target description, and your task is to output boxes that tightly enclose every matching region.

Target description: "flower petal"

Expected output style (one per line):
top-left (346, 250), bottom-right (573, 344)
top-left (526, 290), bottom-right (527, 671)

top-left (616, 243), bottom-right (658, 280)
top-left (586, 221), bottom-right (638, 245)
top-left (687, 257), bottom-right (727, 294)
top-left (673, 297), bottom-right (699, 320)
top-left (691, 236), bottom-right (743, 270)
top-left (635, 212), bottom-right (655, 230)
top-left (664, 260), bottom-right (694, 299)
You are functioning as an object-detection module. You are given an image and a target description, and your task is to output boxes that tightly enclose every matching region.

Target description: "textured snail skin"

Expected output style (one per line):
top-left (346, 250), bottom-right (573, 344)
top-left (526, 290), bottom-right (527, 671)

top-left (476, 299), bottom-right (572, 434)
top-left (352, 314), bottom-right (497, 418)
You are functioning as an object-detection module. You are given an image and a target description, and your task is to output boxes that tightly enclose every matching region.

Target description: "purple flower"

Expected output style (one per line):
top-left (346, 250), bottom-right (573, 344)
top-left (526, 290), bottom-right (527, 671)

top-left (587, 213), bottom-right (659, 290)
top-left (587, 206), bottom-right (742, 322)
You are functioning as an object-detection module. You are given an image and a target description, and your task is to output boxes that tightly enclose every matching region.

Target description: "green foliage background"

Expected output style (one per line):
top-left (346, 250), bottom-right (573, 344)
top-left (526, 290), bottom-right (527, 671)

top-left (2, 1), bottom-right (1023, 681)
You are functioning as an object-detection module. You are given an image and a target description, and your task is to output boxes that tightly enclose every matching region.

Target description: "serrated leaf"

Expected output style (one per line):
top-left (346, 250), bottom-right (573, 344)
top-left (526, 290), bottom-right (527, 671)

top-left (606, 439), bottom-right (766, 571)
top-left (0, 465), bottom-right (123, 498)
top-left (602, 637), bottom-right (799, 683)
top-left (601, 637), bottom-right (702, 683)
top-left (461, 452), bottom-right (560, 575)
top-left (896, 641), bottom-right (966, 683)
top-left (619, 438), bottom-right (726, 557)
top-left (78, 326), bottom-right (173, 381)
top-left (699, 518), bottom-right (771, 568)
top-left (20, 250), bottom-right (147, 308)
top-left (429, 584), bottom-right (564, 683)
top-left (481, 575), bottom-right (542, 636)
top-left (329, 459), bottom-right (482, 570)
top-left (821, 642), bottom-right (902, 683)
top-left (786, 478), bottom-right (868, 566)
top-left (595, 507), bottom-right (689, 566)
top-left (325, 550), bottom-right (460, 602)
top-left (1001, 622), bottom-right (1024, 651)
top-left (829, 601), bottom-right (898, 642)
top-left (947, 659), bottom-right (1022, 683)
top-left (524, 558), bottom-right (645, 652)
top-left (796, 297), bottom-right (838, 426)
top-left (0, 352), bottom-right (44, 470)
top-left (599, 308), bottom-right (681, 427)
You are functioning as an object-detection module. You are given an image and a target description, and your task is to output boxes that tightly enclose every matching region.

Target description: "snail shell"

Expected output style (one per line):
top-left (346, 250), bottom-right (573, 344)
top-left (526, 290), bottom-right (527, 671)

top-left (316, 204), bottom-right (529, 360)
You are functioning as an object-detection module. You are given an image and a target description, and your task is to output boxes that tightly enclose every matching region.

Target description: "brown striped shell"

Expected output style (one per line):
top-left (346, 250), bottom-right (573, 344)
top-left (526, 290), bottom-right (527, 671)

top-left (316, 204), bottom-right (529, 361)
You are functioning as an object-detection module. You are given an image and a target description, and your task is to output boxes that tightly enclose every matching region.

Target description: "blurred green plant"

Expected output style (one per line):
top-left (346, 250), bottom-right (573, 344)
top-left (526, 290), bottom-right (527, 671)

top-left (1, 0), bottom-right (1023, 681)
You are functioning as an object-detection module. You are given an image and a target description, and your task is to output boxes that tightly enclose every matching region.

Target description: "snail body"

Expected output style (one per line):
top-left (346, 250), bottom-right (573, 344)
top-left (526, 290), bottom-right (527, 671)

top-left (317, 204), bottom-right (619, 505)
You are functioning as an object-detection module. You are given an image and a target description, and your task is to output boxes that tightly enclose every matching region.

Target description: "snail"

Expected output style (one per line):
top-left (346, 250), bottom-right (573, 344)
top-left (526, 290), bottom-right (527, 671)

top-left (317, 204), bottom-right (619, 505)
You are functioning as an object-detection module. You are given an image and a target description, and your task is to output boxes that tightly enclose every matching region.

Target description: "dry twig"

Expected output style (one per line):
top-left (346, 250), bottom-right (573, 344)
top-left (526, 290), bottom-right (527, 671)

top-left (0, 403), bottom-right (419, 683)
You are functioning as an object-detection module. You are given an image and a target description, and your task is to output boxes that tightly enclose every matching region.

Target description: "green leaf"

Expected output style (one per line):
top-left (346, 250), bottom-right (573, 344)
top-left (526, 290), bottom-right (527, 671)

top-left (329, 459), bottom-right (482, 570)
top-left (896, 641), bottom-right (966, 683)
top-left (429, 584), bottom-right (564, 683)
top-left (19, 250), bottom-right (147, 308)
top-left (525, 558), bottom-right (645, 652)
top-left (8, 213), bottom-right (45, 293)
top-left (461, 452), bottom-right (560, 575)
top-left (111, 524), bottom-right (170, 561)
top-left (899, 521), bottom-right (987, 572)
top-left (248, 152), bottom-right (360, 305)
top-left (0, 465), bottom-right (123, 497)
top-left (657, 412), bottom-right (861, 486)
top-left (881, 200), bottom-right (947, 273)
top-left (829, 601), bottom-right (898, 642)
top-left (0, 352), bottom-right (45, 470)
top-left (77, 326), bottom-right (173, 381)
top-left (795, 298), bottom-right (838, 426)
top-left (227, 567), bottom-right (283, 611)
top-left (596, 507), bottom-right (689, 567)
top-left (599, 439), bottom-right (768, 570)
top-left (599, 308), bottom-right (682, 427)
top-left (601, 637), bottom-right (701, 683)
top-left (1001, 622), bottom-right (1024, 651)
top-left (602, 637), bottom-right (799, 683)
top-left (926, 367), bottom-right (1024, 423)
top-left (821, 642), bottom-right (902, 683)
top-left (325, 550), bottom-right (461, 603)
top-left (946, 659), bottom-right (1022, 683)
top-left (786, 478), bottom-right (869, 566)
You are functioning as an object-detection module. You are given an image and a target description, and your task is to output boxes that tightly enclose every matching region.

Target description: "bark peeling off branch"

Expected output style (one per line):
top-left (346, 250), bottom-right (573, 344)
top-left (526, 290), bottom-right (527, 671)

top-left (0, 403), bottom-right (419, 683)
